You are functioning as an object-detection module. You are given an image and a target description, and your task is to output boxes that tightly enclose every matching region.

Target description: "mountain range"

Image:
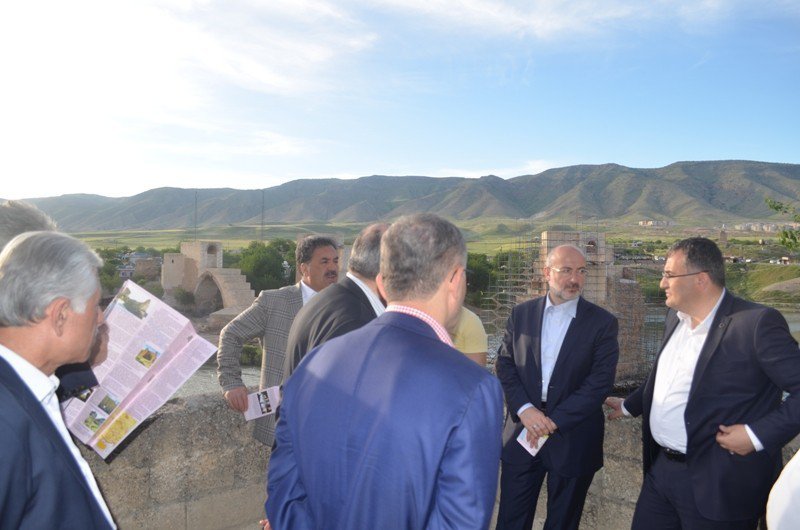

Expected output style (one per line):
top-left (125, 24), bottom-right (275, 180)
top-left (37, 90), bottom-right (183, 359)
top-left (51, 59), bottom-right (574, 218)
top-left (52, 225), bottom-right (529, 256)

top-left (13, 160), bottom-right (800, 232)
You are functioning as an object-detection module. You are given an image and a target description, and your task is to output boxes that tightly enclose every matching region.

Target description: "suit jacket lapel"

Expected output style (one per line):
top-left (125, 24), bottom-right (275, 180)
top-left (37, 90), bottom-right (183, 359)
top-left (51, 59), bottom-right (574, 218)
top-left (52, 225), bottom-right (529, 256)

top-left (289, 283), bottom-right (303, 314)
top-left (0, 358), bottom-right (96, 498)
top-left (530, 297), bottom-right (546, 375)
top-left (688, 292), bottom-right (733, 399)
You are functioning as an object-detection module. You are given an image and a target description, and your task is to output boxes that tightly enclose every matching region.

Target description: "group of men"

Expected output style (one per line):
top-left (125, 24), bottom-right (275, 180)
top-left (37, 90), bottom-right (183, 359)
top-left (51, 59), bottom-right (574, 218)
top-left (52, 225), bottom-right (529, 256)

top-left (2, 197), bottom-right (800, 530)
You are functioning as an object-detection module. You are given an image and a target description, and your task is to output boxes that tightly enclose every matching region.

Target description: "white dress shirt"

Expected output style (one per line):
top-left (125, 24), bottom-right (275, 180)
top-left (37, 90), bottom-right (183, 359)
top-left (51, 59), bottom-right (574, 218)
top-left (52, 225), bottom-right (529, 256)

top-left (648, 289), bottom-right (762, 453)
top-left (0, 344), bottom-right (116, 528)
top-left (518, 295), bottom-right (578, 415)
top-left (768, 450), bottom-right (800, 530)
top-left (346, 272), bottom-right (385, 317)
top-left (299, 280), bottom-right (318, 305)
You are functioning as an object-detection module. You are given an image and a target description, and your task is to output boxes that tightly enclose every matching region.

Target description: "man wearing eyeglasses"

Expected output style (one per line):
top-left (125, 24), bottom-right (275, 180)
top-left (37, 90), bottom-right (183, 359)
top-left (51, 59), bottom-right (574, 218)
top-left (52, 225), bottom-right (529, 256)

top-left (496, 244), bottom-right (620, 530)
top-left (606, 237), bottom-right (800, 529)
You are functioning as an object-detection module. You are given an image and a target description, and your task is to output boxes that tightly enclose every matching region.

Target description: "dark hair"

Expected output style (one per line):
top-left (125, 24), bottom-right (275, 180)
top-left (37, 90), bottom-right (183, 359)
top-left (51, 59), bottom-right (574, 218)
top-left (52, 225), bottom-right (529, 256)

top-left (348, 223), bottom-right (389, 279)
top-left (380, 213), bottom-right (466, 301)
top-left (295, 235), bottom-right (338, 265)
top-left (667, 237), bottom-right (725, 287)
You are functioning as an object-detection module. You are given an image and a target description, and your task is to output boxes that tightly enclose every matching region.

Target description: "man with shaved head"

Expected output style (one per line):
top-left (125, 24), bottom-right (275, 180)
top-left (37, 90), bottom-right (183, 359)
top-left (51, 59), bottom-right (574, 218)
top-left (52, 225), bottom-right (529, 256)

top-left (495, 244), bottom-right (620, 530)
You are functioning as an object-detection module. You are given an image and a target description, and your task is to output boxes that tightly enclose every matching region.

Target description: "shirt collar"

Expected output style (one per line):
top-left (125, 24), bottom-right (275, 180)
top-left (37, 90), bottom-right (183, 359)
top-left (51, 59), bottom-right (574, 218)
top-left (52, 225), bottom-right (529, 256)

top-left (676, 288), bottom-right (726, 333)
top-left (545, 294), bottom-right (579, 318)
top-left (346, 272), bottom-right (385, 316)
top-left (385, 304), bottom-right (454, 346)
top-left (299, 280), bottom-right (317, 305)
top-left (0, 343), bottom-right (60, 403)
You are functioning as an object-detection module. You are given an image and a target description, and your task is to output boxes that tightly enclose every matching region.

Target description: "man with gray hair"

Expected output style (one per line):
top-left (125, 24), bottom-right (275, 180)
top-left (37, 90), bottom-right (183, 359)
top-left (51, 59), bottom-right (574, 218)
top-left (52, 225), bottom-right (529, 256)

top-left (267, 213), bottom-right (503, 529)
top-left (283, 223), bottom-right (389, 379)
top-left (496, 243), bottom-right (619, 530)
top-left (0, 199), bottom-right (57, 247)
top-left (0, 231), bottom-right (116, 528)
top-left (217, 234), bottom-right (340, 447)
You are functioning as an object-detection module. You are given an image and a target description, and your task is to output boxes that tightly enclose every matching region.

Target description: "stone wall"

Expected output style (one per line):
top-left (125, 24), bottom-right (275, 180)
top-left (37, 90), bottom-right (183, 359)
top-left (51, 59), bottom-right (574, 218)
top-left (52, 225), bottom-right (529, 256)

top-left (83, 394), bottom-right (269, 530)
top-left (86, 394), bottom-right (799, 530)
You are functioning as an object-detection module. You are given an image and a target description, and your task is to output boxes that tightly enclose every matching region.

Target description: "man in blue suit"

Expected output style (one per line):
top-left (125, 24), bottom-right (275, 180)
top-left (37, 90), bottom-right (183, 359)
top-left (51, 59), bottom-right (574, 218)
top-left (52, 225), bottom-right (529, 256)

top-left (495, 244), bottom-right (620, 530)
top-left (606, 237), bottom-right (800, 529)
top-left (0, 231), bottom-right (115, 528)
top-left (266, 213), bottom-right (504, 530)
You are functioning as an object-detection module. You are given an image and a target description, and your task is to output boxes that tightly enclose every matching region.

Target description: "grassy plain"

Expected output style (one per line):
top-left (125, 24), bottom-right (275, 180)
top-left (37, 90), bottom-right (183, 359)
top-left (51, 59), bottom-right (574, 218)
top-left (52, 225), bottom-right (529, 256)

top-left (72, 218), bottom-right (793, 258)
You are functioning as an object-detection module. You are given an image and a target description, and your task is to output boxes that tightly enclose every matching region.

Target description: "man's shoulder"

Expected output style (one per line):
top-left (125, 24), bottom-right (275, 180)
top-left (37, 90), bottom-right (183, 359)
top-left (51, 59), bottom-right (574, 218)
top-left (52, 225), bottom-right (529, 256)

top-left (578, 297), bottom-right (617, 323)
top-left (511, 296), bottom-right (544, 315)
top-left (257, 283), bottom-right (301, 300)
top-left (723, 292), bottom-right (785, 326)
top-left (251, 284), bottom-right (302, 313)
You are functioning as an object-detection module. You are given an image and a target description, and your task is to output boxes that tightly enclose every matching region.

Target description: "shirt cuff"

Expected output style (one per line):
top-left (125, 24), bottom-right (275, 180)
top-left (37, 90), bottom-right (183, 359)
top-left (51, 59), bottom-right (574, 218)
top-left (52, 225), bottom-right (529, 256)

top-left (517, 403), bottom-right (534, 416)
top-left (745, 425), bottom-right (764, 452)
top-left (621, 401), bottom-right (632, 417)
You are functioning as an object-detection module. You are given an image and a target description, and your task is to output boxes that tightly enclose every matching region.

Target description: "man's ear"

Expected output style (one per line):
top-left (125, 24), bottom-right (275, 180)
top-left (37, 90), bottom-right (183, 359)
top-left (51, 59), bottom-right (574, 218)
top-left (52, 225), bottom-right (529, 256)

top-left (376, 273), bottom-right (388, 301)
top-left (298, 261), bottom-right (308, 281)
top-left (46, 298), bottom-right (71, 337)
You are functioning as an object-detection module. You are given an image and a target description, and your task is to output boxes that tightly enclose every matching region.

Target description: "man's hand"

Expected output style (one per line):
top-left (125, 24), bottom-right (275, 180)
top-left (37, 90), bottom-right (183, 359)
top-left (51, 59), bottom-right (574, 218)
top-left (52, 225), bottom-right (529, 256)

top-left (604, 397), bottom-right (625, 420)
top-left (519, 407), bottom-right (557, 447)
top-left (259, 519), bottom-right (272, 530)
top-left (89, 323), bottom-right (110, 366)
top-left (716, 424), bottom-right (755, 456)
top-left (224, 386), bottom-right (249, 412)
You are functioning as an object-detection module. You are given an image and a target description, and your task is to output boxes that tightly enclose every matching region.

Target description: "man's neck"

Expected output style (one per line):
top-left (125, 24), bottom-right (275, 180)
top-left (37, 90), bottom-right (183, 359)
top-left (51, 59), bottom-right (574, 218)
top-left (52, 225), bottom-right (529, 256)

top-left (0, 328), bottom-right (55, 375)
top-left (686, 287), bottom-right (725, 329)
top-left (348, 271), bottom-right (380, 298)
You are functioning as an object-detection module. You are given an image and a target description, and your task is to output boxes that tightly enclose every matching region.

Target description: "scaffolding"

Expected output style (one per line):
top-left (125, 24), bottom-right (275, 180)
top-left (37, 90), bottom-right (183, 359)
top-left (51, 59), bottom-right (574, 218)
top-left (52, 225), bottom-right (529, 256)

top-left (479, 230), bottom-right (666, 387)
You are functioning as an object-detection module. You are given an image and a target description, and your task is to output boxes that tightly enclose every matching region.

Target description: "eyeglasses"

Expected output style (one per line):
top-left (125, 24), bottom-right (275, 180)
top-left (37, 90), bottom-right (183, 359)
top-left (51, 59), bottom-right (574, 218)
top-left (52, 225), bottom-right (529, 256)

top-left (661, 270), bottom-right (708, 279)
top-left (550, 267), bottom-right (588, 277)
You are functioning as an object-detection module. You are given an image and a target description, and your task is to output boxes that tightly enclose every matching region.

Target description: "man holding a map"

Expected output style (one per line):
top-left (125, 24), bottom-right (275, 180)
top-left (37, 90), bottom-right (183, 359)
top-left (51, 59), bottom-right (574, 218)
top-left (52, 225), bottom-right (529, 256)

top-left (0, 231), bottom-right (116, 528)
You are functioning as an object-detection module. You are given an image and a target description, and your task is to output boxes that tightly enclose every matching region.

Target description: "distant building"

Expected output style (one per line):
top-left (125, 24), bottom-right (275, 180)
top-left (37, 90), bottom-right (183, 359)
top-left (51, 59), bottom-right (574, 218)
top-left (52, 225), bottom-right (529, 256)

top-left (638, 219), bottom-right (671, 227)
top-left (118, 265), bottom-right (135, 279)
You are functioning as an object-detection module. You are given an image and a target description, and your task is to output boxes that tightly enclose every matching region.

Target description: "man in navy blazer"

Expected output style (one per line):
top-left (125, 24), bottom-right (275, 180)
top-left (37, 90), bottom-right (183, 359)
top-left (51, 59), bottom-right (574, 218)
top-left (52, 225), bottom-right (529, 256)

top-left (266, 214), bottom-right (503, 530)
top-left (495, 244), bottom-right (619, 530)
top-left (283, 223), bottom-right (388, 379)
top-left (606, 237), bottom-right (800, 528)
top-left (0, 231), bottom-right (115, 528)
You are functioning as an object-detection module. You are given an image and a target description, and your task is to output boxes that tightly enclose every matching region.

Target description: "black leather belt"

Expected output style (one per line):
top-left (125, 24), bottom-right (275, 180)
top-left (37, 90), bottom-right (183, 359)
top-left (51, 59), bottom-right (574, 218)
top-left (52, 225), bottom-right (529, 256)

top-left (660, 446), bottom-right (686, 462)
top-left (540, 401), bottom-right (547, 413)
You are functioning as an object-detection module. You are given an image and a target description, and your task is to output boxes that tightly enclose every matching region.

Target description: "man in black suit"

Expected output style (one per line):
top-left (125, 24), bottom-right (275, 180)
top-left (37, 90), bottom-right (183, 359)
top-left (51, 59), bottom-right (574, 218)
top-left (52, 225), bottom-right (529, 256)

top-left (283, 223), bottom-right (388, 378)
top-left (495, 244), bottom-right (620, 530)
top-left (606, 237), bottom-right (800, 529)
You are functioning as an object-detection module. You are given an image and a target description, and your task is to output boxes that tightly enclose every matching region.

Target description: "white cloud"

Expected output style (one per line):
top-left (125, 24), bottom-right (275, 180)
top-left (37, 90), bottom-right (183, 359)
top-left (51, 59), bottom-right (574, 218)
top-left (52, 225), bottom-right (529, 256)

top-left (433, 159), bottom-right (564, 179)
top-left (360, 0), bottom-right (789, 40)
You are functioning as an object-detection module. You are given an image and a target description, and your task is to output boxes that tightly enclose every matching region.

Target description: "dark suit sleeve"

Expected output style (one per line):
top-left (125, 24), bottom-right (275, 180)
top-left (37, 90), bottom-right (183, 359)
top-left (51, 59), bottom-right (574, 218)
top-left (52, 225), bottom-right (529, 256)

top-left (285, 308), bottom-right (373, 379)
top-left (495, 311), bottom-right (531, 418)
top-left (428, 376), bottom-right (504, 529)
top-left (549, 315), bottom-right (619, 434)
top-left (266, 400), bottom-right (315, 529)
top-left (623, 384), bottom-right (645, 417)
top-left (0, 416), bottom-right (27, 528)
top-left (747, 307), bottom-right (800, 452)
top-left (55, 362), bottom-right (97, 402)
